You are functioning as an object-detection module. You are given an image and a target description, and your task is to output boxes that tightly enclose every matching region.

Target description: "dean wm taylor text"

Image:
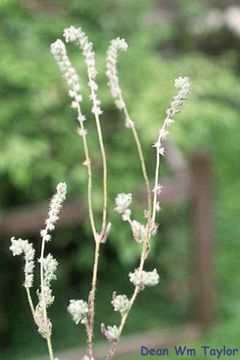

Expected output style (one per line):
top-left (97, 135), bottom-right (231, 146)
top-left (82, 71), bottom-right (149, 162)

top-left (140, 345), bottom-right (240, 358)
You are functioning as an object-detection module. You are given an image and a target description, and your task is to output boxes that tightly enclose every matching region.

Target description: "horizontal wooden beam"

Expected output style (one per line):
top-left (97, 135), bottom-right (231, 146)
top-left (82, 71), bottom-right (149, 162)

top-left (0, 199), bottom-right (85, 238)
top-left (34, 322), bottom-right (201, 360)
top-left (0, 173), bottom-right (192, 238)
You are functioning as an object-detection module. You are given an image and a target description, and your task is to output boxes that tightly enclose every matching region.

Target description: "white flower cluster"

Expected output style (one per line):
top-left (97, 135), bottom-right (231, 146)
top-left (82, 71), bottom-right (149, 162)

top-left (68, 299), bottom-right (89, 325)
top-left (106, 38), bottom-right (128, 109)
top-left (34, 304), bottom-right (52, 338)
top-left (167, 76), bottom-right (191, 118)
top-left (111, 293), bottom-right (130, 316)
top-left (10, 183), bottom-right (67, 343)
top-left (51, 40), bottom-right (82, 109)
top-left (101, 324), bottom-right (119, 342)
top-left (40, 182), bottom-right (67, 242)
top-left (37, 285), bottom-right (55, 308)
top-left (114, 193), bottom-right (132, 221)
top-left (10, 237), bottom-right (35, 288)
top-left (131, 220), bottom-right (148, 244)
top-left (42, 253), bottom-right (58, 286)
top-left (153, 77), bottom-right (191, 158)
top-left (129, 268), bottom-right (159, 289)
top-left (36, 183), bottom-right (66, 338)
top-left (63, 26), bottom-right (102, 117)
top-left (36, 253), bottom-right (57, 338)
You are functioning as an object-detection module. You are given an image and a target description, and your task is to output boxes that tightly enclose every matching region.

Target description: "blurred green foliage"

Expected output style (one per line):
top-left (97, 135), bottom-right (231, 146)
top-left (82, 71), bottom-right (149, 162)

top-left (1, 0), bottom-right (240, 358)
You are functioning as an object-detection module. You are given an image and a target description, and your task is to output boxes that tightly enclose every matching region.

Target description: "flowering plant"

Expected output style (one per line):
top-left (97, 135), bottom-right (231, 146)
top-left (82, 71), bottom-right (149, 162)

top-left (10, 26), bottom-right (191, 360)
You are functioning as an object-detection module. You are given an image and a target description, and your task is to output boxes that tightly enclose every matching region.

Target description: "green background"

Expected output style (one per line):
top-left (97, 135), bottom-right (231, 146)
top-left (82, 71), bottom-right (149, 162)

top-left (1, 0), bottom-right (240, 359)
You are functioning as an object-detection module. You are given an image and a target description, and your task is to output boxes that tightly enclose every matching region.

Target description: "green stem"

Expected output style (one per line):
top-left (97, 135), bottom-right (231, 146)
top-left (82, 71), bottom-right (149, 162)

top-left (90, 89), bottom-right (108, 236)
top-left (151, 115), bottom-right (170, 226)
top-left (46, 336), bottom-right (55, 360)
top-left (121, 99), bottom-right (152, 222)
top-left (87, 240), bottom-right (101, 358)
top-left (25, 287), bottom-right (35, 320)
top-left (77, 106), bottom-right (97, 239)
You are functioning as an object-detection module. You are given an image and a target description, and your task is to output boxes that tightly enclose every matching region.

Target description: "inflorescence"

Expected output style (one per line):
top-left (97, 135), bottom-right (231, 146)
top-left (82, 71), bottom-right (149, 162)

top-left (10, 25), bottom-right (191, 360)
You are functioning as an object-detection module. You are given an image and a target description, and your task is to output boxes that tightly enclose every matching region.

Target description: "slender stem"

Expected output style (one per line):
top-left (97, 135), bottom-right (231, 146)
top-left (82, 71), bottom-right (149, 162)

top-left (151, 115), bottom-right (170, 226)
top-left (46, 336), bottom-right (55, 360)
top-left (151, 142), bottom-right (161, 226)
top-left (90, 89), bottom-right (108, 236)
top-left (25, 287), bottom-right (35, 319)
top-left (84, 82), bottom-right (108, 358)
top-left (40, 229), bottom-right (56, 360)
top-left (40, 233), bottom-right (48, 324)
top-left (76, 104), bottom-right (103, 358)
top-left (132, 125), bottom-right (152, 220)
top-left (121, 97), bottom-right (152, 222)
top-left (77, 106), bottom-right (97, 239)
top-left (87, 240), bottom-right (101, 358)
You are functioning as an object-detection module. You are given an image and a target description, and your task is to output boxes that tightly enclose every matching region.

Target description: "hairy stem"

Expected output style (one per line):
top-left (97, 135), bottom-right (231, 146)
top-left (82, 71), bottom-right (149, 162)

top-left (40, 228), bottom-right (55, 360)
top-left (85, 84), bottom-right (108, 358)
top-left (40, 233), bottom-right (48, 325)
top-left (77, 106), bottom-right (97, 240)
top-left (87, 240), bottom-right (101, 358)
top-left (151, 115), bottom-right (170, 226)
top-left (46, 336), bottom-right (55, 360)
top-left (90, 90), bottom-right (108, 236)
top-left (76, 104), bottom-right (104, 358)
top-left (25, 287), bottom-right (35, 319)
top-left (120, 95), bottom-right (152, 222)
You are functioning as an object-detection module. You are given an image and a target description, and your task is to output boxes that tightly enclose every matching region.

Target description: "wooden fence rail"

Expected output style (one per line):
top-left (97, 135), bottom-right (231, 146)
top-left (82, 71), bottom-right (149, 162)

top-left (34, 322), bottom-right (202, 360)
top-left (0, 174), bottom-right (191, 238)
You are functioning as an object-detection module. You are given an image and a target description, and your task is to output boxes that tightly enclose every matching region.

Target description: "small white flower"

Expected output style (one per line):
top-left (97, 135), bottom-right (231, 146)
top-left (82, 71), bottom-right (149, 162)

top-left (101, 323), bottom-right (119, 342)
top-left (38, 285), bottom-right (55, 307)
top-left (111, 293), bottom-right (130, 315)
top-left (167, 76), bottom-right (191, 117)
top-left (131, 220), bottom-right (148, 243)
top-left (114, 193), bottom-right (132, 215)
top-left (129, 269), bottom-right (160, 288)
top-left (63, 26), bottom-right (102, 117)
top-left (106, 37), bottom-right (128, 101)
top-left (68, 299), bottom-right (89, 325)
top-left (34, 305), bottom-right (52, 338)
top-left (83, 159), bottom-right (91, 167)
top-left (77, 127), bottom-right (87, 137)
top-left (122, 208), bottom-right (131, 222)
top-left (125, 117), bottom-right (134, 128)
top-left (51, 39), bottom-right (82, 107)
top-left (63, 26), bottom-right (81, 42)
top-left (77, 114), bottom-right (86, 123)
top-left (10, 237), bottom-right (35, 288)
top-left (41, 254), bottom-right (58, 286)
top-left (41, 182), bottom-right (67, 239)
top-left (115, 99), bottom-right (124, 109)
top-left (152, 184), bottom-right (163, 195)
top-left (159, 128), bottom-right (168, 140)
